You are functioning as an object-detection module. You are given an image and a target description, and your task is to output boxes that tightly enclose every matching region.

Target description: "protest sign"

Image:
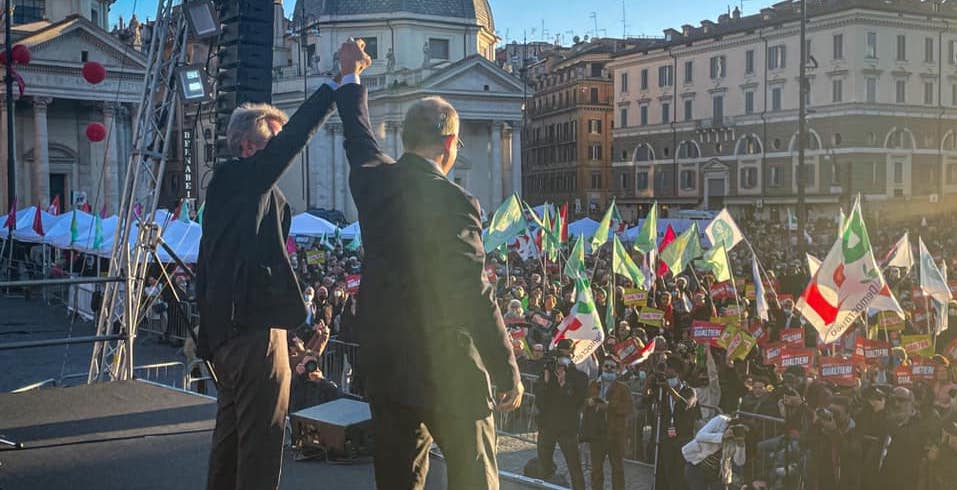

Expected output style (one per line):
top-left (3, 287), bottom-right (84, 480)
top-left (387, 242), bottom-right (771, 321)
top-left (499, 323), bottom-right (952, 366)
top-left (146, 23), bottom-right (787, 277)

top-left (910, 361), bottom-right (936, 381)
top-left (306, 250), bottom-right (322, 265)
top-left (622, 289), bottom-right (648, 306)
top-left (613, 338), bottom-right (647, 365)
top-left (710, 281), bottom-right (736, 301)
top-left (345, 274), bottom-right (362, 294)
top-left (901, 334), bottom-right (933, 357)
top-left (781, 328), bottom-right (805, 347)
top-left (717, 325), bottom-right (756, 361)
top-left (690, 321), bottom-right (724, 347)
top-left (780, 348), bottom-right (814, 371)
top-left (763, 342), bottom-right (786, 367)
top-left (895, 365), bottom-right (913, 385)
top-left (852, 338), bottom-right (891, 366)
top-left (639, 307), bottom-right (665, 328)
top-left (878, 312), bottom-right (905, 331)
top-left (819, 357), bottom-right (857, 386)
top-left (530, 312), bottom-right (554, 330)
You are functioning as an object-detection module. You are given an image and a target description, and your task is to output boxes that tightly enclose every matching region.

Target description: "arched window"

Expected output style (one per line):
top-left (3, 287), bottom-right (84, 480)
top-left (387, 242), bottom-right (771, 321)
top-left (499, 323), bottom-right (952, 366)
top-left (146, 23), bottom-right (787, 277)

top-left (634, 143), bottom-right (654, 162)
top-left (736, 135), bottom-right (762, 155)
top-left (677, 141), bottom-right (700, 159)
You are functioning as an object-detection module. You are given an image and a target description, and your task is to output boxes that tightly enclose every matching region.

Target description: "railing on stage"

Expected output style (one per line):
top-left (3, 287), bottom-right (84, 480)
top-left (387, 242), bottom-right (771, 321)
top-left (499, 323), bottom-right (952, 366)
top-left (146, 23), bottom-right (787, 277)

top-left (733, 410), bottom-right (801, 489)
top-left (9, 361), bottom-right (189, 393)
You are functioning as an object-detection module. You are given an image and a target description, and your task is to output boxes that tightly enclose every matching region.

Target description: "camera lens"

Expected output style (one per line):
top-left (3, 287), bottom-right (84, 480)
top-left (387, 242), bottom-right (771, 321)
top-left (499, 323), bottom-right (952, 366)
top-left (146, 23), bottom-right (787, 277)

top-left (304, 360), bottom-right (319, 373)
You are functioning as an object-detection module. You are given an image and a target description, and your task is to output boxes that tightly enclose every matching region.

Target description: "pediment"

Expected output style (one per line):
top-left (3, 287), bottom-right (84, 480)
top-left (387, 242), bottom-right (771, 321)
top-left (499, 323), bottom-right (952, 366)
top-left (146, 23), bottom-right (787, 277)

top-left (702, 158), bottom-right (729, 172)
top-left (17, 17), bottom-right (147, 70)
top-left (421, 56), bottom-right (528, 95)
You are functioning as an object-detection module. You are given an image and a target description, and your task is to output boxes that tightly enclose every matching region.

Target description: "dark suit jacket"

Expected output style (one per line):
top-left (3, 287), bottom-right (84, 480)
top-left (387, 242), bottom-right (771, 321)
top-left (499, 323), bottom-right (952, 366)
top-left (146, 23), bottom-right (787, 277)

top-left (586, 379), bottom-right (635, 439)
top-left (335, 83), bottom-right (520, 418)
top-left (195, 84), bottom-right (337, 358)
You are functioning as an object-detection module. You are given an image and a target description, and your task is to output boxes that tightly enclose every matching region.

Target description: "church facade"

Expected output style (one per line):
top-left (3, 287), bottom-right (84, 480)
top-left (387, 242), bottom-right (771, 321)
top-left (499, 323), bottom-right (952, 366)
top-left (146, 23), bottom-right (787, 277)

top-left (274, 0), bottom-right (527, 221)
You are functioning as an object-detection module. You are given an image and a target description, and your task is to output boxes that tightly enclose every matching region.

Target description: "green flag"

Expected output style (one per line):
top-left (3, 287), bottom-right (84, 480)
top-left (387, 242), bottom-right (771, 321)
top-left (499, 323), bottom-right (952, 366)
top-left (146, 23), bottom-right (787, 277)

top-left (591, 198), bottom-right (617, 252)
top-left (540, 203), bottom-right (559, 261)
top-left (92, 214), bottom-right (103, 250)
top-left (660, 222), bottom-right (704, 275)
top-left (700, 245), bottom-right (731, 282)
top-left (333, 227), bottom-right (342, 246)
top-left (484, 194), bottom-right (527, 253)
top-left (69, 210), bottom-right (78, 245)
top-left (319, 232), bottom-right (334, 251)
top-left (605, 280), bottom-right (616, 333)
top-left (564, 234), bottom-right (587, 280)
top-left (633, 201), bottom-right (658, 253)
top-left (197, 201), bottom-right (205, 226)
top-left (179, 200), bottom-right (191, 223)
top-left (613, 235), bottom-right (646, 286)
top-left (345, 232), bottom-right (362, 252)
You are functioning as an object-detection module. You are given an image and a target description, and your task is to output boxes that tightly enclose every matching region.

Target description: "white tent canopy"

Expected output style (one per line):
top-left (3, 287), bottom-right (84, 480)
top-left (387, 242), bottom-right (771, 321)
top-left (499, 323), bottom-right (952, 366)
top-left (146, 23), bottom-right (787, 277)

top-left (290, 213), bottom-right (339, 237)
top-left (12, 208), bottom-right (65, 243)
top-left (340, 222), bottom-right (360, 239)
top-left (44, 211), bottom-right (96, 249)
top-left (567, 218), bottom-right (599, 239)
top-left (155, 219), bottom-right (202, 263)
top-left (72, 216), bottom-right (120, 257)
top-left (622, 218), bottom-right (711, 244)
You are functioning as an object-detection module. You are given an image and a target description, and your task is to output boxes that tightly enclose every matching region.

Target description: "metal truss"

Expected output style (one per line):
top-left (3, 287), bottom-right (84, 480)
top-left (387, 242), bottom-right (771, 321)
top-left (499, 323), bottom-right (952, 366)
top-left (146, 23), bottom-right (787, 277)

top-left (88, 0), bottom-right (189, 383)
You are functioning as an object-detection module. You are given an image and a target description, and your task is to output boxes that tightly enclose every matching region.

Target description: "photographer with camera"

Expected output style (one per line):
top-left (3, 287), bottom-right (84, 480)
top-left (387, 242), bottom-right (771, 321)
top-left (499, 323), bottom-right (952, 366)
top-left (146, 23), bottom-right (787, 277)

top-left (647, 356), bottom-right (699, 490)
top-left (876, 386), bottom-right (937, 490)
top-left (682, 414), bottom-right (747, 490)
top-left (288, 322), bottom-right (340, 412)
top-left (581, 357), bottom-right (635, 490)
top-left (804, 396), bottom-right (862, 490)
top-left (535, 339), bottom-right (588, 490)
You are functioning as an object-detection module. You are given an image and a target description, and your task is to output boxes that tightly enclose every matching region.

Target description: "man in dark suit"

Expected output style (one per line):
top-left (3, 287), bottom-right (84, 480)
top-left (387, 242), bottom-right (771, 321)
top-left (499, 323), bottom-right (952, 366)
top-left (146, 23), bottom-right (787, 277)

top-left (335, 40), bottom-right (523, 490)
top-left (195, 80), bottom-right (337, 490)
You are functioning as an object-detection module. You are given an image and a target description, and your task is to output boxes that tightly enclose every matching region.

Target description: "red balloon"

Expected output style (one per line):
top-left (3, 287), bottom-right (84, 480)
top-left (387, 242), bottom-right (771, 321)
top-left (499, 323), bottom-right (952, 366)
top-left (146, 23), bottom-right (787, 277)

top-left (86, 122), bottom-right (106, 142)
top-left (82, 62), bottom-right (106, 84)
top-left (11, 45), bottom-right (30, 65)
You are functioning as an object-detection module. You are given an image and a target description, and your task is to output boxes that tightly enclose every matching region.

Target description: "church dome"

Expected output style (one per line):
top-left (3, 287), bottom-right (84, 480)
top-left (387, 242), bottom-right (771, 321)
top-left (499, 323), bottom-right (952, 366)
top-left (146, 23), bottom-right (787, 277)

top-left (295, 0), bottom-right (495, 34)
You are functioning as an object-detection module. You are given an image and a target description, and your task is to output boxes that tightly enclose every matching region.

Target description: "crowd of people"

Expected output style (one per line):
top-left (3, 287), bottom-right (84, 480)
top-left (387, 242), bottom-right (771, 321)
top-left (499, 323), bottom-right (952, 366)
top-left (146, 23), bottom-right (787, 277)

top-left (485, 210), bottom-right (957, 490)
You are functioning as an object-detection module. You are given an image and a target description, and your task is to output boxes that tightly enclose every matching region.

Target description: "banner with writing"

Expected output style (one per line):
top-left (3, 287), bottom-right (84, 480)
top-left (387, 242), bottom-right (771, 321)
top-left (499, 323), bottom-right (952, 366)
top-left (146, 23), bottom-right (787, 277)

top-left (878, 311), bottom-right (905, 331)
top-left (749, 321), bottom-right (769, 347)
top-left (306, 250), bottom-right (323, 265)
top-left (819, 357), bottom-right (857, 386)
top-left (901, 334), bottom-right (934, 357)
top-left (894, 365), bottom-right (913, 385)
top-left (639, 307), bottom-right (665, 328)
top-left (780, 348), bottom-right (815, 371)
top-left (852, 338), bottom-right (891, 366)
top-left (910, 361), bottom-right (936, 381)
top-left (781, 328), bottom-right (805, 347)
top-left (622, 289), bottom-right (648, 306)
top-left (690, 321), bottom-right (724, 347)
top-left (613, 338), bottom-right (646, 365)
top-left (745, 284), bottom-right (756, 300)
top-left (530, 312), bottom-right (554, 330)
top-left (345, 274), bottom-right (362, 294)
top-left (717, 325), bottom-right (756, 361)
top-left (710, 281), bottom-right (737, 301)
top-left (763, 342), bottom-right (786, 367)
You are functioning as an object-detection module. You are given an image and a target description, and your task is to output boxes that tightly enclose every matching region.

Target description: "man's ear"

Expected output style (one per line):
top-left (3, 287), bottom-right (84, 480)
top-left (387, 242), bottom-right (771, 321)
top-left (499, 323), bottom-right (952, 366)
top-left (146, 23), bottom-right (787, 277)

top-left (443, 134), bottom-right (455, 152)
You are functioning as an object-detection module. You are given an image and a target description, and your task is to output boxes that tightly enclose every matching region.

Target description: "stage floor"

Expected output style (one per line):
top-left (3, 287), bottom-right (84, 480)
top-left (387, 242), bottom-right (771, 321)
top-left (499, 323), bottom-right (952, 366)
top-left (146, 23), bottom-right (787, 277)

top-left (0, 380), bottom-right (556, 490)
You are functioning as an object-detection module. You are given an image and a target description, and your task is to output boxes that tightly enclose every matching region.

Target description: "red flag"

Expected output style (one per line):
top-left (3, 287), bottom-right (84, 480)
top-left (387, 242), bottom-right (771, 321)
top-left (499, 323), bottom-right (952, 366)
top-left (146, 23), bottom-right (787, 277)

top-left (100, 204), bottom-right (108, 218)
top-left (3, 197), bottom-right (16, 228)
top-left (47, 195), bottom-right (60, 215)
top-left (626, 338), bottom-right (656, 366)
top-left (559, 203), bottom-right (569, 243)
top-left (656, 224), bottom-right (676, 277)
top-left (80, 201), bottom-right (92, 213)
top-left (172, 201), bottom-right (182, 220)
top-left (32, 204), bottom-right (44, 236)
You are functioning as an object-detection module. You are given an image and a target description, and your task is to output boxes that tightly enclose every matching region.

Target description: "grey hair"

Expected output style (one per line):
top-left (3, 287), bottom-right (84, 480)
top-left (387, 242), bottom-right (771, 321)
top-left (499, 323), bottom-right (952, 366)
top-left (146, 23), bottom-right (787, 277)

top-left (225, 102), bottom-right (289, 158)
top-left (401, 96), bottom-right (458, 152)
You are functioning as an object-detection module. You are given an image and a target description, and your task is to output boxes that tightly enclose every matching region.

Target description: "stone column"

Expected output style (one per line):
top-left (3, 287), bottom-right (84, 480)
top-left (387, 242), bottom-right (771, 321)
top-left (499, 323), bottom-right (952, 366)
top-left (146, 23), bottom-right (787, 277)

top-left (510, 121), bottom-right (522, 197)
top-left (31, 97), bottom-right (51, 207)
top-left (100, 102), bottom-right (119, 214)
top-left (490, 121), bottom-right (503, 208)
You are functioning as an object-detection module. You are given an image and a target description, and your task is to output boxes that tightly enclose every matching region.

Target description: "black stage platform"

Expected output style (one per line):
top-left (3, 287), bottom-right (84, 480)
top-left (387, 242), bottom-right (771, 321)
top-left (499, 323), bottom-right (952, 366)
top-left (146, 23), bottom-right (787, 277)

top-left (0, 381), bottom-right (552, 490)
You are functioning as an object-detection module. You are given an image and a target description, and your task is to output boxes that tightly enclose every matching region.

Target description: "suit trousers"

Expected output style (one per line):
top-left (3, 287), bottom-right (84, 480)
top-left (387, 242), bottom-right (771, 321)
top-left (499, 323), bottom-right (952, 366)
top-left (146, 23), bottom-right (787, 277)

top-left (537, 428), bottom-right (586, 490)
top-left (590, 434), bottom-right (627, 490)
top-left (369, 400), bottom-right (499, 490)
top-left (206, 328), bottom-right (291, 490)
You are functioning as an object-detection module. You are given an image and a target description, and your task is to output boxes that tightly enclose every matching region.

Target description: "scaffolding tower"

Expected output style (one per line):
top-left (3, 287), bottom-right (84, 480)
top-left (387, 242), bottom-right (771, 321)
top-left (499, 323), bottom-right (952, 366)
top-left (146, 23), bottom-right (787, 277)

top-left (87, 0), bottom-right (189, 383)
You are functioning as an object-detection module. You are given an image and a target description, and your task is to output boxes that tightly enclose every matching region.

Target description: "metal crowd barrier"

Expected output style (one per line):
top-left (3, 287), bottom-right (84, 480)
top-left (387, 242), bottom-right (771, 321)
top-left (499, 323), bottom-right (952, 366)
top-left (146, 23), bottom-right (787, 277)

top-left (321, 339), bottom-right (360, 396)
top-left (138, 300), bottom-right (196, 343)
top-left (733, 410), bottom-right (803, 489)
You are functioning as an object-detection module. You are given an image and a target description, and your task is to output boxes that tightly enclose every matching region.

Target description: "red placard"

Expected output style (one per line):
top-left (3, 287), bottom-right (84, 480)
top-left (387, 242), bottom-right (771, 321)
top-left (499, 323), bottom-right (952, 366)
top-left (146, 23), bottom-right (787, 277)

top-left (819, 357), bottom-right (857, 386)
top-left (777, 294), bottom-right (794, 303)
top-left (780, 348), bottom-right (814, 371)
top-left (895, 365), bottom-right (913, 385)
top-left (613, 338), bottom-right (645, 365)
top-left (710, 281), bottom-right (737, 301)
top-left (345, 274), bottom-right (362, 294)
top-left (911, 362), bottom-right (936, 381)
top-left (749, 320), bottom-right (769, 347)
top-left (852, 338), bottom-right (891, 366)
top-left (763, 342), bottom-right (786, 367)
top-left (781, 328), bottom-right (805, 347)
top-left (690, 321), bottom-right (724, 347)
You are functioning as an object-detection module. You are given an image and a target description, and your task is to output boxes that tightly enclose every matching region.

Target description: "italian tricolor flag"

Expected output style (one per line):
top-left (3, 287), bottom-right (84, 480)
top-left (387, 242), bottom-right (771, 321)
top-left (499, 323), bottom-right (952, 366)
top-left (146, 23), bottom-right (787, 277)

top-left (796, 197), bottom-right (902, 344)
top-left (551, 278), bottom-right (605, 364)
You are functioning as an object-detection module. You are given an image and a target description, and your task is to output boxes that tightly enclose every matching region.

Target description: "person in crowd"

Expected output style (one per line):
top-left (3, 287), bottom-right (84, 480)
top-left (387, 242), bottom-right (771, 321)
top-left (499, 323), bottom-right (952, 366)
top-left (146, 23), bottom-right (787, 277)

top-left (856, 385), bottom-right (888, 489)
top-left (877, 387), bottom-right (936, 490)
top-left (335, 39), bottom-right (521, 490)
top-left (804, 396), bottom-right (862, 490)
top-left (682, 414), bottom-right (747, 490)
top-left (536, 338), bottom-right (588, 489)
top-left (582, 357), bottom-right (635, 490)
top-left (648, 357), bottom-right (698, 490)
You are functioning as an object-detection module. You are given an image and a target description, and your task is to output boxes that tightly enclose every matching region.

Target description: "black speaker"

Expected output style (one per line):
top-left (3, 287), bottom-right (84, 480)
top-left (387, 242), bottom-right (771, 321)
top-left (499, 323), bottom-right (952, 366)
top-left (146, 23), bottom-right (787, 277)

top-left (213, 0), bottom-right (275, 162)
top-left (290, 398), bottom-right (374, 459)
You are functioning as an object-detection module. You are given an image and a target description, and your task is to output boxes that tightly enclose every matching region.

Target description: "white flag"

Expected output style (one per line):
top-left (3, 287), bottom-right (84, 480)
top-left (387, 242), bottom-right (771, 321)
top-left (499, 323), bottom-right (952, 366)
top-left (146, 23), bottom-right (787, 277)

top-left (705, 208), bottom-right (744, 251)
top-left (807, 253), bottom-right (822, 276)
top-left (882, 232), bottom-right (914, 273)
top-left (551, 279), bottom-right (605, 364)
top-left (919, 237), bottom-right (952, 303)
top-left (753, 255), bottom-right (769, 321)
top-left (935, 262), bottom-right (950, 334)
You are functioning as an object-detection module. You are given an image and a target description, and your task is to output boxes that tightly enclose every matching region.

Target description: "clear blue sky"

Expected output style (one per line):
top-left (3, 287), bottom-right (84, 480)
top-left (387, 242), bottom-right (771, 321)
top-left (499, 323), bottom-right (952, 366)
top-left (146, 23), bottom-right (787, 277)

top-left (109, 0), bottom-right (779, 42)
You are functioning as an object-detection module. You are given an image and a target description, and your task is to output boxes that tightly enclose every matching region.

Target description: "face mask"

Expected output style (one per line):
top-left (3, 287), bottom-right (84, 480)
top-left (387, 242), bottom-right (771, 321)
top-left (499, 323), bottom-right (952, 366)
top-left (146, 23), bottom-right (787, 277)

top-left (558, 357), bottom-right (572, 367)
top-left (601, 372), bottom-right (617, 382)
top-left (667, 377), bottom-right (680, 388)
top-left (638, 371), bottom-right (647, 381)
top-left (784, 308), bottom-right (792, 316)
top-left (304, 295), bottom-right (313, 303)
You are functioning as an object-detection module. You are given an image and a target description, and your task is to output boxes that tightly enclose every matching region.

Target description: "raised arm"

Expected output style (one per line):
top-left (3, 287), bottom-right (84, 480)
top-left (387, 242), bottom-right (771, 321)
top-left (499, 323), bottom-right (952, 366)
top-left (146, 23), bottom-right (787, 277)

top-left (248, 83), bottom-right (337, 188)
top-left (335, 83), bottom-right (395, 169)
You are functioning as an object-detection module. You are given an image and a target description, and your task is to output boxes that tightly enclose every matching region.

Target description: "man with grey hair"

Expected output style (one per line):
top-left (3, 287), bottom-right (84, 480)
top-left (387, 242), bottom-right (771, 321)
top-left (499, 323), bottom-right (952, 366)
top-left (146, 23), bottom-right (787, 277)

top-left (335, 40), bottom-right (523, 490)
top-left (196, 72), bottom-right (344, 489)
